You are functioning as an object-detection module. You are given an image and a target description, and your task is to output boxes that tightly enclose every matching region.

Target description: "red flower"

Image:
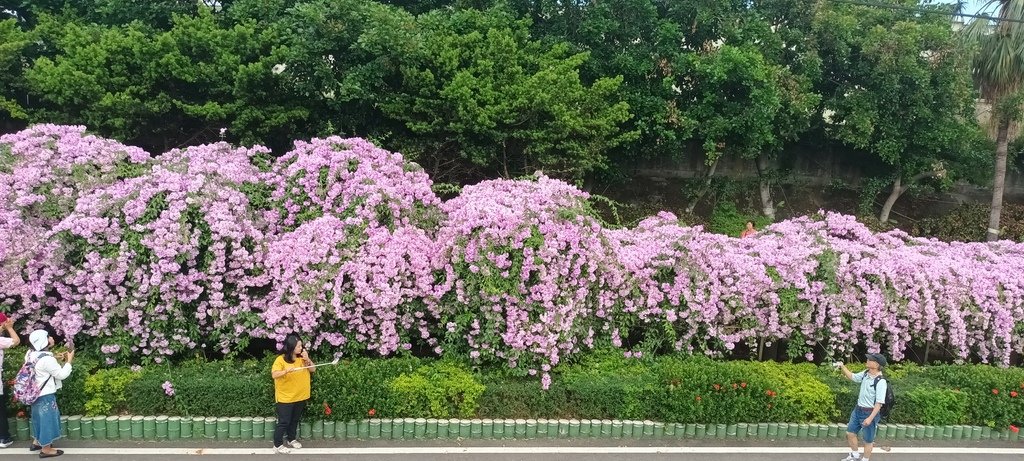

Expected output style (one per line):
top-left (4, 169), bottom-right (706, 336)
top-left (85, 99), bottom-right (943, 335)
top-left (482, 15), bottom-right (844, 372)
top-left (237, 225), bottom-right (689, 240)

top-left (368, 408), bottom-right (376, 417)
top-left (732, 383), bottom-right (738, 389)
top-left (323, 401), bottom-right (332, 416)
top-left (740, 382), bottom-right (747, 388)
top-left (1011, 426), bottom-right (1020, 433)
top-left (993, 389), bottom-right (1000, 395)
top-left (1012, 391), bottom-right (1019, 398)
top-left (695, 395), bottom-right (702, 402)
top-left (765, 389), bottom-right (777, 397)
top-left (713, 384), bottom-right (721, 391)
top-left (17, 410), bottom-right (25, 418)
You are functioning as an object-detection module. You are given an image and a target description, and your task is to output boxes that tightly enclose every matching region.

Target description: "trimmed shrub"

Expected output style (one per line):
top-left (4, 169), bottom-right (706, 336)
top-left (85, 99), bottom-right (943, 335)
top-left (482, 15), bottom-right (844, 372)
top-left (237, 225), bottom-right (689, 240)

top-left (388, 361), bottom-right (485, 418)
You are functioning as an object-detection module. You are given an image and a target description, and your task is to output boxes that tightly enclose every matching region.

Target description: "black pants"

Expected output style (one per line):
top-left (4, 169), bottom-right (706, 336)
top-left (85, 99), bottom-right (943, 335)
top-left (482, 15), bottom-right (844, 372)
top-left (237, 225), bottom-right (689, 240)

top-left (273, 400), bottom-right (306, 447)
top-left (0, 393), bottom-right (9, 440)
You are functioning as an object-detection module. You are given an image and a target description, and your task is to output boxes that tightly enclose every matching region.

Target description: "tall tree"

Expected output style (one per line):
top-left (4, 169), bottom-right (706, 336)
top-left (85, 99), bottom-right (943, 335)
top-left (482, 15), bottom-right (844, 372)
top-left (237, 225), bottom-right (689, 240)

top-left (961, 0), bottom-right (1024, 241)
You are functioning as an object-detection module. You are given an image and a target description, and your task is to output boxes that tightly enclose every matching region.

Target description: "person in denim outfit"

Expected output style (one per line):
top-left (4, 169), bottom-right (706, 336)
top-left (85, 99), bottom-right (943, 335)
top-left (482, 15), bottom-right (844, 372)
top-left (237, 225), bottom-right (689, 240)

top-left (835, 353), bottom-right (888, 461)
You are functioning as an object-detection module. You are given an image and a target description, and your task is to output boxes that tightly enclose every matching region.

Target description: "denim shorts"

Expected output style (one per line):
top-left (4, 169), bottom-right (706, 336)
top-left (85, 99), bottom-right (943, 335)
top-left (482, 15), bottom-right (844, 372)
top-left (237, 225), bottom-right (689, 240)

top-left (847, 407), bottom-right (880, 443)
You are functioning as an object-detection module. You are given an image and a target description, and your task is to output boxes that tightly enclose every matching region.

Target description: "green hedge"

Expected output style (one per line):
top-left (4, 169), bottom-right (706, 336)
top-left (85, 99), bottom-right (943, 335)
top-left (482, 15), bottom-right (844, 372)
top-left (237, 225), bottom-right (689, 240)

top-left (3, 350), bottom-right (1023, 429)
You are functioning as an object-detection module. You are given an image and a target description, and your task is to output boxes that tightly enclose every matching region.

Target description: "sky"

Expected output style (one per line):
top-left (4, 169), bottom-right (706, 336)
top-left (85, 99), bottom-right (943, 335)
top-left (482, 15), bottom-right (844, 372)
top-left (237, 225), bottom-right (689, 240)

top-left (950, 0), bottom-right (1000, 16)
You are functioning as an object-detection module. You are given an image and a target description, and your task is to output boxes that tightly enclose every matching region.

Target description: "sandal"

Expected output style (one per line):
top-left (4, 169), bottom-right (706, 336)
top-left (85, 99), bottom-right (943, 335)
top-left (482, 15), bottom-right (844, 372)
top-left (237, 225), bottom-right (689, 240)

top-left (29, 444), bottom-right (42, 451)
top-left (39, 449), bottom-right (64, 458)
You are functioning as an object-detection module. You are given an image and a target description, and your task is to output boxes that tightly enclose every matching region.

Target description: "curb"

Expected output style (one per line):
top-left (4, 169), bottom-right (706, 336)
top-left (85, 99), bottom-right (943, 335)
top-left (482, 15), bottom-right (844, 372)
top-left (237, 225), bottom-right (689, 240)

top-left (11, 417), bottom-right (1021, 443)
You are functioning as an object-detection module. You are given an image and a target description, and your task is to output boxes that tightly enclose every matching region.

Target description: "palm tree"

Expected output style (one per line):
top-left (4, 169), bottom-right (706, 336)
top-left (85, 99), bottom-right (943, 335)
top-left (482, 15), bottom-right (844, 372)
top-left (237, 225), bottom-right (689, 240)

top-left (961, 0), bottom-right (1024, 241)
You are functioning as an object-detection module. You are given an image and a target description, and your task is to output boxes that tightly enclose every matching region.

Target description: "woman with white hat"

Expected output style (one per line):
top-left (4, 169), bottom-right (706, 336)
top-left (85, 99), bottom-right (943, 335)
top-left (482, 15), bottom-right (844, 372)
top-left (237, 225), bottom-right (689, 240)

top-left (26, 329), bottom-right (73, 458)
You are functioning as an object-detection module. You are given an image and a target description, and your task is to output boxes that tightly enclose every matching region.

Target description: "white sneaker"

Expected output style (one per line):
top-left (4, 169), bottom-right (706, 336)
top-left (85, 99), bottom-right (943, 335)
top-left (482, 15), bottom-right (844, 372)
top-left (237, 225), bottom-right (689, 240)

top-left (287, 440), bottom-right (302, 449)
top-left (840, 454), bottom-right (860, 461)
top-left (0, 439), bottom-right (13, 449)
top-left (274, 445), bottom-right (292, 454)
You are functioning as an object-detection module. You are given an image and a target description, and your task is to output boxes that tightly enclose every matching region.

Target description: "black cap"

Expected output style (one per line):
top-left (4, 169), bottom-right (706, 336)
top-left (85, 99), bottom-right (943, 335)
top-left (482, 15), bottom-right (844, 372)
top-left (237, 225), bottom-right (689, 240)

top-left (866, 353), bottom-right (887, 368)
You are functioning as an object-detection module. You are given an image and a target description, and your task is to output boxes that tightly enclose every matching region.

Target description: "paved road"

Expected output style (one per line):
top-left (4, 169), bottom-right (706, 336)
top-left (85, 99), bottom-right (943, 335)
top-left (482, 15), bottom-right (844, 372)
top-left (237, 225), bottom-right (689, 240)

top-left (2, 440), bottom-right (1021, 460)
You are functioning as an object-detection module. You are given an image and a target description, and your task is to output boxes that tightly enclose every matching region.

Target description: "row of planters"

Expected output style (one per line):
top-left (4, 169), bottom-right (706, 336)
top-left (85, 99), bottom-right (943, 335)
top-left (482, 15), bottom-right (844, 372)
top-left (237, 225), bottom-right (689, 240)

top-left (3, 350), bottom-right (1023, 437)
top-left (5, 415), bottom-right (1018, 442)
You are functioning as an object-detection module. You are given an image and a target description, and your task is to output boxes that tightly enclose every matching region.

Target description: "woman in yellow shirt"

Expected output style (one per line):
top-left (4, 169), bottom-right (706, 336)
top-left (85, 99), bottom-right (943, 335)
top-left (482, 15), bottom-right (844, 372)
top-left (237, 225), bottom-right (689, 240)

top-left (270, 334), bottom-right (314, 454)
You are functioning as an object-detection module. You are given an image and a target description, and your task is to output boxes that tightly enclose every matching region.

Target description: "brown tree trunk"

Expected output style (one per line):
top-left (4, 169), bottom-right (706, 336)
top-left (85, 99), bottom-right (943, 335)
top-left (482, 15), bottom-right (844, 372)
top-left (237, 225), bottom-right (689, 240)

top-left (879, 169), bottom-right (942, 223)
top-left (685, 157), bottom-right (720, 214)
top-left (755, 154), bottom-right (775, 220)
top-left (879, 176), bottom-right (902, 224)
top-left (987, 117), bottom-right (1011, 242)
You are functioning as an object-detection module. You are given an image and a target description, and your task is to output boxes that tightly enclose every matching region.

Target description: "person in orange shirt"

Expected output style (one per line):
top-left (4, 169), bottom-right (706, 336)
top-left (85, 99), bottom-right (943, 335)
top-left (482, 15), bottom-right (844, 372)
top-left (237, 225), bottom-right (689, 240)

top-left (270, 334), bottom-right (314, 454)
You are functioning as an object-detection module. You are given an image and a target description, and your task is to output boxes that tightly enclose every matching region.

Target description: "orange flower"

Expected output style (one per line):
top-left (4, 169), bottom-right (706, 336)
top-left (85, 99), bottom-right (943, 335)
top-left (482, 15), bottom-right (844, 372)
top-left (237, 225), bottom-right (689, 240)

top-left (993, 389), bottom-right (1000, 395)
top-left (368, 408), bottom-right (376, 417)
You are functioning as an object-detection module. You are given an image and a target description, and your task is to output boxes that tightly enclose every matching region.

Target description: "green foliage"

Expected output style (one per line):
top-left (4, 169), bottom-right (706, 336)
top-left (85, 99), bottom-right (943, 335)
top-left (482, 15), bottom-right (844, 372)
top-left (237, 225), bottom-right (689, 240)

top-left (0, 19), bottom-right (32, 120)
top-left (84, 368), bottom-right (141, 416)
top-left (707, 201), bottom-right (771, 237)
top-left (914, 204), bottom-right (1024, 242)
top-left (367, 6), bottom-right (634, 181)
top-left (310, 356), bottom-right (424, 421)
top-left (124, 358), bottom-right (275, 417)
top-left (903, 387), bottom-right (969, 425)
top-left (387, 361), bottom-right (485, 418)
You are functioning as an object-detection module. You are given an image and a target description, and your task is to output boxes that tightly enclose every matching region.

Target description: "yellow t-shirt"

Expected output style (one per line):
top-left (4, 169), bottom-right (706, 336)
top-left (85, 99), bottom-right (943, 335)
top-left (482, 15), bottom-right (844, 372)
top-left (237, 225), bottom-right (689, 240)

top-left (272, 355), bottom-right (311, 403)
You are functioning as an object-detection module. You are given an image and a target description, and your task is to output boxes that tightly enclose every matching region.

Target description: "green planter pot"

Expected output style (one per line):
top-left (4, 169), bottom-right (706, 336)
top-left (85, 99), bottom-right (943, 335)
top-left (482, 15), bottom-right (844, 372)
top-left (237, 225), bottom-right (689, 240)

top-left (436, 419), bottom-right (449, 439)
top-left (300, 421), bottom-right (312, 439)
top-left (227, 417), bottom-right (240, 439)
top-left (806, 424), bottom-right (818, 438)
top-left (970, 426), bottom-right (983, 440)
top-left (16, 417), bottom-right (29, 441)
top-left (265, 417), bottom-right (277, 440)
top-left (395, 418), bottom-right (409, 439)
top-left (457, 420), bottom-right (471, 439)
top-left (797, 424), bottom-right (809, 438)
top-left (311, 420), bottom-right (323, 440)
top-left (477, 419), bottom-right (491, 439)
top-left (361, 420), bottom-right (373, 439)
top-left (180, 417), bottom-right (195, 440)
top-left (80, 416), bottom-right (94, 440)
top-left (344, 421), bottom-right (357, 440)
top-left (643, 421), bottom-right (657, 438)
top-left (323, 420), bottom-right (335, 440)
top-left (577, 419), bottom-right (591, 438)
top-left (735, 423), bottom-right (748, 439)
top-left (662, 423), bottom-right (677, 438)
top-left (568, 420), bottom-right (581, 438)
top-left (548, 419), bottom-right (561, 438)
top-left (492, 420), bottom-right (505, 439)
top-left (193, 417), bottom-right (207, 440)
top-left (143, 416), bottom-right (157, 440)
top-left (558, 419), bottom-right (571, 438)
top-left (923, 426), bottom-right (935, 439)
top-left (611, 421), bottom-right (624, 439)
top-left (202, 417), bottom-right (216, 440)
top-left (514, 419), bottom-right (527, 438)
top-left (757, 423), bottom-right (769, 438)
top-left (239, 417), bottom-right (253, 440)
top-left (717, 423), bottom-right (728, 439)
top-left (950, 425), bottom-right (963, 440)
top-left (766, 423), bottom-right (778, 438)
top-left (379, 419), bottom-right (393, 440)
top-left (215, 417), bottom-right (230, 440)
top-left (980, 427), bottom-right (992, 440)
top-left (526, 419), bottom-right (538, 438)
top-left (66, 415), bottom-right (82, 440)
top-left (154, 416), bottom-right (168, 440)
top-left (167, 416), bottom-right (181, 441)
top-left (726, 424), bottom-right (738, 438)
top-left (415, 418), bottom-right (428, 439)
top-left (448, 419), bottom-right (461, 438)
top-left (503, 420), bottom-right (517, 439)
top-left (118, 415), bottom-right (133, 440)
top-left (653, 422), bottom-right (665, 438)
top-left (685, 424), bottom-right (697, 438)
top-left (92, 416), bottom-right (108, 440)
top-left (426, 419), bottom-right (439, 438)
top-left (913, 425), bottom-right (926, 439)
top-left (695, 424), bottom-right (707, 439)
top-left (128, 415), bottom-right (143, 440)
top-left (368, 419), bottom-right (381, 440)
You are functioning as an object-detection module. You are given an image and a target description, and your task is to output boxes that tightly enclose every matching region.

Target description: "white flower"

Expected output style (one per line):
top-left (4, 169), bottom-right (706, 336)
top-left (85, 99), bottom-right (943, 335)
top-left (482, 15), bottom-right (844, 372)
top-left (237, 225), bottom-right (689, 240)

top-left (322, 90), bottom-right (336, 100)
top-left (271, 63), bottom-right (287, 75)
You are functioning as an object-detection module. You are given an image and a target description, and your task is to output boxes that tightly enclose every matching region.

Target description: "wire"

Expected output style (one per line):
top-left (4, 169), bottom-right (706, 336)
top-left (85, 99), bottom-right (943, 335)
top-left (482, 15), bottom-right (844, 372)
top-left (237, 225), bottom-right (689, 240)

top-left (829, 0), bottom-right (1024, 25)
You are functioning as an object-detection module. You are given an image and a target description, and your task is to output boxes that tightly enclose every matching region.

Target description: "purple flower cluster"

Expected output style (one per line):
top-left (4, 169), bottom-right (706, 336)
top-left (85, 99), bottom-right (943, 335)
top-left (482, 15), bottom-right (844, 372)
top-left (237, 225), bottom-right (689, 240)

top-left (1, 126), bottom-right (1023, 378)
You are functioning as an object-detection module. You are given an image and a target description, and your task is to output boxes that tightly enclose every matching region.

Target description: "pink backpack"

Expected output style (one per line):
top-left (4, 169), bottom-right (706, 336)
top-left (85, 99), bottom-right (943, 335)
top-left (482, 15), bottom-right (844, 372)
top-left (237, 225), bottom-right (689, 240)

top-left (11, 352), bottom-right (52, 405)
